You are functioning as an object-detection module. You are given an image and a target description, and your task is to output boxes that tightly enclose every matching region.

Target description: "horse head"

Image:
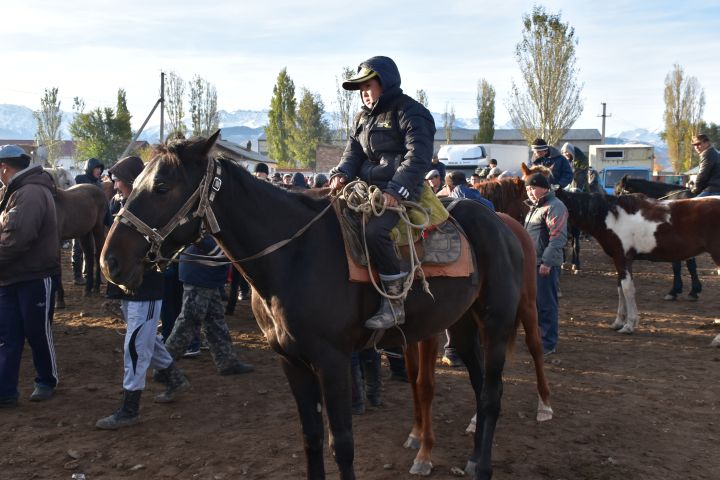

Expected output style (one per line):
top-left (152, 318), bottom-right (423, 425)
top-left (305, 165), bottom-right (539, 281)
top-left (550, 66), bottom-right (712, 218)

top-left (520, 162), bottom-right (552, 180)
top-left (101, 131), bottom-right (220, 291)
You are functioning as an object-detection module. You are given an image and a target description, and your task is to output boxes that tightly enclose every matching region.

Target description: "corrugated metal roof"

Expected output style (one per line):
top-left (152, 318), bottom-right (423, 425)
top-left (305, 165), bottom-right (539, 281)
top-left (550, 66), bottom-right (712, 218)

top-left (215, 139), bottom-right (276, 165)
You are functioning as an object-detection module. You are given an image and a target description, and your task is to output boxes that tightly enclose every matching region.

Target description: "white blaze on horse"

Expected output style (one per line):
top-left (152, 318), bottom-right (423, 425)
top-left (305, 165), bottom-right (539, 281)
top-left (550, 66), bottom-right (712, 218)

top-left (522, 163), bottom-right (720, 343)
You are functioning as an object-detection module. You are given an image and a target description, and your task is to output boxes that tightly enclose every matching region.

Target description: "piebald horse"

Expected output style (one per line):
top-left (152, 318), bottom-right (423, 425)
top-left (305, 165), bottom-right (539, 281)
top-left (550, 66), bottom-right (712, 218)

top-left (100, 133), bottom-right (525, 480)
top-left (522, 164), bottom-right (720, 342)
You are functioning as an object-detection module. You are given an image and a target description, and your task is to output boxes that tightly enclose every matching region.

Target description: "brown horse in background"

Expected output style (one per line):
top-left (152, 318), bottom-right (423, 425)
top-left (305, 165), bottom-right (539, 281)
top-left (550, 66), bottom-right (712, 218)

top-left (52, 183), bottom-right (108, 307)
top-left (474, 177), bottom-right (529, 223)
top-left (402, 210), bottom-right (552, 476)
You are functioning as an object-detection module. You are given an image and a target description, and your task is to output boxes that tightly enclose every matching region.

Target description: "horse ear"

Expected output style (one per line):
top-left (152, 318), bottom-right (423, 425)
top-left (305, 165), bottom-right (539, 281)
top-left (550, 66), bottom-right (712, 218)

top-left (202, 130), bottom-right (221, 156)
top-left (520, 163), bottom-right (531, 177)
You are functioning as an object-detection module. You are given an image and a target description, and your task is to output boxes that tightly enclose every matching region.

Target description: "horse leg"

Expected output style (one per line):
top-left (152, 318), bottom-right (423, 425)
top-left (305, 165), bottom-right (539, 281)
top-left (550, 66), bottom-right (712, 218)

top-left (403, 342), bottom-right (422, 450)
top-left (280, 357), bottom-right (327, 480)
top-left (610, 259), bottom-right (628, 330)
top-left (687, 258), bottom-right (702, 298)
top-left (518, 297), bottom-right (552, 421)
top-left (407, 336), bottom-right (438, 476)
top-left (618, 267), bottom-right (639, 334)
top-left (93, 225), bottom-right (106, 294)
top-left (316, 353), bottom-right (356, 480)
top-left (571, 226), bottom-right (581, 273)
top-left (461, 305), bottom-right (515, 480)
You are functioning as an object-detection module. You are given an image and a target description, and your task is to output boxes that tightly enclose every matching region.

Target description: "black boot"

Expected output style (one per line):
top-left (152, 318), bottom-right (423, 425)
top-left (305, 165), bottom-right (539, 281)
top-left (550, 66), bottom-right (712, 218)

top-left (96, 389), bottom-right (141, 430)
top-left (351, 362), bottom-right (365, 415)
top-left (365, 274), bottom-right (407, 329)
top-left (154, 362), bottom-right (190, 403)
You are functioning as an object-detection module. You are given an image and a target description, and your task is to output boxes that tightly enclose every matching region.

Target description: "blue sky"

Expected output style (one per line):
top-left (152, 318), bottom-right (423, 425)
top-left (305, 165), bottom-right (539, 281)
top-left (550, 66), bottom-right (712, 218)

top-left (2, 0), bottom-right (719, 133)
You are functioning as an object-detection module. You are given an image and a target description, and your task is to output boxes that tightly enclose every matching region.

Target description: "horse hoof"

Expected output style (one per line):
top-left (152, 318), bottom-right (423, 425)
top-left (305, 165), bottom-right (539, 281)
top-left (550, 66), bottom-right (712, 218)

top-left (403, 434), bottom-right (420, 450)
top-left (465, 414), bottom-right (477, 434)
top-left (710, 335), bottom-right (720, 348)
top-left (464, 460), bottom-right (477, 476)
top-left (610, 321), bottom-right (624, 331)
top-left (618, 325), bottom-right (634, 334)
top-left (663, 294), bottom-right (677, 301)
top-left (409, 459), bottom-right (433, 476)
top-left (536, 398), bottom-right (553, 422)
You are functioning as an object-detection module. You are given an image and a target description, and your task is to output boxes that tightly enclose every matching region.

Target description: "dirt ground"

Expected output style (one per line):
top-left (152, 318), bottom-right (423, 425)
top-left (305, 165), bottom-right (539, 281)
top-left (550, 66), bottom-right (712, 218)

top-left (2, 239), bottom-right (720, 480)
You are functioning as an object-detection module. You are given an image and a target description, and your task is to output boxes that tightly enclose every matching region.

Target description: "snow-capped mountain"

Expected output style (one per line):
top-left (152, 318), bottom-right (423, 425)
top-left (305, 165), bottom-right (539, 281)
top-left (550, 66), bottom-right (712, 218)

top-left (0, 103), bottom-right (669, 167)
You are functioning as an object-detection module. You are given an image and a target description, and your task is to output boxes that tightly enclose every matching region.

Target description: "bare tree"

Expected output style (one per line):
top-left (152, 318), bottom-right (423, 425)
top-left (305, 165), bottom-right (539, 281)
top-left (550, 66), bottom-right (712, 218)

top-left (334, 66), bottom-right (358, 142)
top-left (507, 5), bottom-right (584, 146)
top-left (189, 75), bottom-right (219, 137)
top-left (33, 87), bottom-right (63, 167)
top-left (164, 71), bottom-right (186, 138)
top-left (663, 64), bottom-right (705, 173)
top-left (416, 89), bottom-right (429, 108)
top-left (443, 103), bottom-right (455, 144)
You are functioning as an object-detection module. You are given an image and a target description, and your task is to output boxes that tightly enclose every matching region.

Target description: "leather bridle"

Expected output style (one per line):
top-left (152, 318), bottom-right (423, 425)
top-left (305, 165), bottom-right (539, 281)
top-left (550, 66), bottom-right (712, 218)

top-left (114, 155), bottom-right (223, 266)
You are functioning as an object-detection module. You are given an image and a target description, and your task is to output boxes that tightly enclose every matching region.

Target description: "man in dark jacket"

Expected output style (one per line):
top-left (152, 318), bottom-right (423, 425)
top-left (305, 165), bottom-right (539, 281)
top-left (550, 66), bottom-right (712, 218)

top-left (97, 156), bottom-right (190, 429)
top-left (529, 138), bottom-right (573, 189)
top-left (690, 134), bottom-right (720, 196)
top-left (0, 145), bottom-right (61, 407)
top-left (329, 55), bottom-right (436, 330)
top-left (71, 157), bottom-right (106, 284)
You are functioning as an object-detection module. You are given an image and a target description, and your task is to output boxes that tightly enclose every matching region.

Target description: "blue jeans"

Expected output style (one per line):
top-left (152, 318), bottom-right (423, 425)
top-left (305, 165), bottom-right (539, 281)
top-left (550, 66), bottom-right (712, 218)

top-left (536, 266), bottom-right (560, 352)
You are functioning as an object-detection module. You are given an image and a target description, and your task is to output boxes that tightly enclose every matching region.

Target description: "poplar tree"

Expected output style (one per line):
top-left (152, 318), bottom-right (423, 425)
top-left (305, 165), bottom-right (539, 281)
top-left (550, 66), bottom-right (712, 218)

top-left (290, 88), bottom-right (330, 168)
top-left (33, 87), bottom-right (63, 166)
top-left (474, 79), bottom-right (495, 143)
top-left (416, 89), bottom-right (429, 108)
top-left (443, 103), bottom-right (455, 144)
top-left (189, 75), bottom-right (219, 137)
top-left (335, 66), bottom-right (358, 141)
top-left (507, 5), bottom-right (584, 145)
top-left (164, 71), bottom-right (186, 138)
top-left (265, 68), bottom-right (297, 164)
top-left (662, 64), bottom-right (705, 172)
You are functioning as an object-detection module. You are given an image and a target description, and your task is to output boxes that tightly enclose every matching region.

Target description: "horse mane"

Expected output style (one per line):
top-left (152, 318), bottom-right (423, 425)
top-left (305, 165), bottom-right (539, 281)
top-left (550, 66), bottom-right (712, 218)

top-left (474, 177), bottom-right (525, 212)
top-left (557, 188), bottom-right (619, 222)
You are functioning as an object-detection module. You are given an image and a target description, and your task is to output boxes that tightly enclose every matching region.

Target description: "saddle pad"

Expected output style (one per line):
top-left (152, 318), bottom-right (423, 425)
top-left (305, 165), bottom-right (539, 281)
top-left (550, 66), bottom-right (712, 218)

top-left (339, 216), bottom-right (475, 284)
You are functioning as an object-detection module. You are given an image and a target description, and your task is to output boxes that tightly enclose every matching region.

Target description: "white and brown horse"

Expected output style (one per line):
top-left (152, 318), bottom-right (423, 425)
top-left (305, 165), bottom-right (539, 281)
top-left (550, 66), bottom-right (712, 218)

top-left (522, 164), bottom-right (720, 342)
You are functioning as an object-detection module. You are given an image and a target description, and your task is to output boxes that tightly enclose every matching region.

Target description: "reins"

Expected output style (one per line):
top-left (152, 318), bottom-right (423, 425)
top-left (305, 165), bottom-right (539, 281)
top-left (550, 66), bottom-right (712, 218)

top-left (115, 155), bottom-right (335, 268)
top-left (339, 180), bottom-right (432, 301)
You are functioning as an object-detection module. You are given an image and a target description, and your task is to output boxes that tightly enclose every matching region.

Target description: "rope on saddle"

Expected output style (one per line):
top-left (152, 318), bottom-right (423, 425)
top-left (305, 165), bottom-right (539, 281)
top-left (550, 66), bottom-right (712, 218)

top-left (338, 180), bottom-right (432, 300)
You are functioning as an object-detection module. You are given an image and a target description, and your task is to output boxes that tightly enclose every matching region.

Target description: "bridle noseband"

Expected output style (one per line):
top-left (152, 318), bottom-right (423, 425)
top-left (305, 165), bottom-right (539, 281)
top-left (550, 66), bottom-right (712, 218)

top-left (115, 156), bottom-right (223, 266)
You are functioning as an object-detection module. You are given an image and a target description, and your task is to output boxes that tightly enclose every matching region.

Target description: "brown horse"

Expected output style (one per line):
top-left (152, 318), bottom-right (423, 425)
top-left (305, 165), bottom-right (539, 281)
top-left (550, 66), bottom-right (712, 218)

top-left (473, 177), bottom-right (529, 223)
top-left (522, 163), bottom-right (720, 339)
top-left (402, 211), bottom-right (552, 475)
top-left (100, 133), bottom-right (525, 480)
top-left (53, 183), bottom-right (108, 307)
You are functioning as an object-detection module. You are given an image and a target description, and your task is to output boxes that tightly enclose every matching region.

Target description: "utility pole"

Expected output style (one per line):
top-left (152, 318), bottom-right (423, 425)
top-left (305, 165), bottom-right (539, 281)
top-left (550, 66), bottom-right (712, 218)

top-left (597, 102), bottom-right (612, 144)
top-left (159, 71), bottom-right (165, 144)
top-left (119, 72), bottom-right (165, 158)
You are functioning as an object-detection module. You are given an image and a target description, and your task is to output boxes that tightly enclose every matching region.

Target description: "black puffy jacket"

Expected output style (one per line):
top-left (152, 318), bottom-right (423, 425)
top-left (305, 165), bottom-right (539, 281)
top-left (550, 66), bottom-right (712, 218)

top-left (74, 157), bottom-right (104, 186)
top-left (332, 56), bottom-right (436, 201)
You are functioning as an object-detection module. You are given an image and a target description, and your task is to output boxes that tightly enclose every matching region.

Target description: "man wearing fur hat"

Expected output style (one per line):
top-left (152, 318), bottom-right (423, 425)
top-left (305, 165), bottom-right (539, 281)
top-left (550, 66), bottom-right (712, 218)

top-left (329, 55), bottom-right (436, 330)
top-left (529, 138), bottom-right (573, 189)
top-left (524, 171), bottom-right (568, 356)
top-left (0, 145), bottom-right (61, 407)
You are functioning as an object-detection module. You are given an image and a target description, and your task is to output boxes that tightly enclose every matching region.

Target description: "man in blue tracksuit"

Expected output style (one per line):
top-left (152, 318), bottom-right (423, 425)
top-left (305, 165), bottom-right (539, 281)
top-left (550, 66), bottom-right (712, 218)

top-left (524, 172), bottom-right (568, 355)
top-left (0, 145), bottom-right (60, 407)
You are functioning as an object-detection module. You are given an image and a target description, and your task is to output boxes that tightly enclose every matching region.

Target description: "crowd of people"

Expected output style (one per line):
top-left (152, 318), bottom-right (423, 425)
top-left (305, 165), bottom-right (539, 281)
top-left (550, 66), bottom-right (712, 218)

top-left (1, 54), bottom-right (717, 426)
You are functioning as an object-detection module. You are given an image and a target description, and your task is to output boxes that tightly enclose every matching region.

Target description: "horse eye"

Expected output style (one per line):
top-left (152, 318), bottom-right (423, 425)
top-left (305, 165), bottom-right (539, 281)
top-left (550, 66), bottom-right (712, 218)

top-left (153, 183), bottom-right (170, 194)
